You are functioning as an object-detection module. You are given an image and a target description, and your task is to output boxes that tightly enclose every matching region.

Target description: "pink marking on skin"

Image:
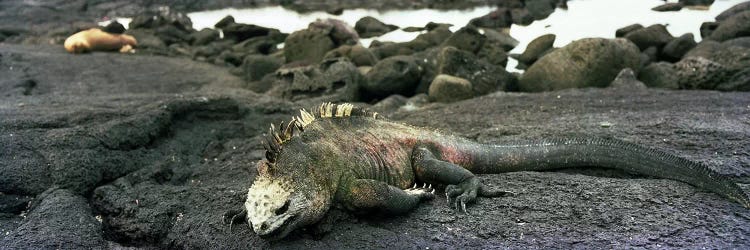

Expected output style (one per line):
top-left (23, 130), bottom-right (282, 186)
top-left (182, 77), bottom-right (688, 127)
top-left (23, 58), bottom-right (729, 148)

top-left (438, 144), bottom-right (474, 166)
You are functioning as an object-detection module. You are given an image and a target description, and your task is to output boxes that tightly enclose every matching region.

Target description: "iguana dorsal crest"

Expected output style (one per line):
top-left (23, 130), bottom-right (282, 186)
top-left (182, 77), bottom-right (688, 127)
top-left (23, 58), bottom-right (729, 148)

top-left (262, 103), bottom-right (379, 164)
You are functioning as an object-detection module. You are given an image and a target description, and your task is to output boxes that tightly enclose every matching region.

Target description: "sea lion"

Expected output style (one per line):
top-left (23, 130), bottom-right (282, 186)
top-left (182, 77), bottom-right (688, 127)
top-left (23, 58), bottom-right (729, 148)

top-left (64, 28), bottom-right (137, 54)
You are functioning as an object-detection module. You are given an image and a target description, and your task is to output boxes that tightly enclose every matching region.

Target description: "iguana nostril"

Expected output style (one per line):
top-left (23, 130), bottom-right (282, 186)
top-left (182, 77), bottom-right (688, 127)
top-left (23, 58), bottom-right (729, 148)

top-left (260, 222), bottom-right (268, 231)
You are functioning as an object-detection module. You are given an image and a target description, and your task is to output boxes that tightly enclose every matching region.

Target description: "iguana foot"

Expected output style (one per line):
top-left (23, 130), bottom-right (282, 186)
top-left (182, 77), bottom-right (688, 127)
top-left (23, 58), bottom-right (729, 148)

top-left (405, 183), bottom-right (436, 201)
top-left (446, 177), bottom-right (515, 213)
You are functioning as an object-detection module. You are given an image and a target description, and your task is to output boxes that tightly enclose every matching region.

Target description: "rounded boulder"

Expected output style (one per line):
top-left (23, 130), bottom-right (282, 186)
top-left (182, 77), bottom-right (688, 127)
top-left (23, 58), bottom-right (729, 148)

top-left (428, 74), bottom-right (474, 103)
top-left (363, 56), bottom-right (422, 98)
top-left (519, 38), bottom-right (641, 92)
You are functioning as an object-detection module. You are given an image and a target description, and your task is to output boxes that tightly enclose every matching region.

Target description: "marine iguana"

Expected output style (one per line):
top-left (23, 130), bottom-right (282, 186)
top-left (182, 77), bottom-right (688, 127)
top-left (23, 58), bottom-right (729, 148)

top-left (244, 103), bottom-right (750, 240)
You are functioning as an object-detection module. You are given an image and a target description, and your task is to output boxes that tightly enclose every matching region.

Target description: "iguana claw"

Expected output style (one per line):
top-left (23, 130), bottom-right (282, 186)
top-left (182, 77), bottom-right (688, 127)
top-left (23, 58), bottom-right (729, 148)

top-left (405, 183), bottom-right (436, 201)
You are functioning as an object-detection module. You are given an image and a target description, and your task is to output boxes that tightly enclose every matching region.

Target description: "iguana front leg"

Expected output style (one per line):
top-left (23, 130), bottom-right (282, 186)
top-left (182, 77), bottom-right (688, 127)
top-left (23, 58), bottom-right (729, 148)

top-left (337, 179), bottom-right (435, 214)
top-left (411, 147), bottom-right (513, 212)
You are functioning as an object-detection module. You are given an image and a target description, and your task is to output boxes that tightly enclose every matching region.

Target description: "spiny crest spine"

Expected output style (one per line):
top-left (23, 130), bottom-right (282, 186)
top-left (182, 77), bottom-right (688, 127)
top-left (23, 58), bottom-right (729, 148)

top-left (262, 103), bottom-right (379, 164)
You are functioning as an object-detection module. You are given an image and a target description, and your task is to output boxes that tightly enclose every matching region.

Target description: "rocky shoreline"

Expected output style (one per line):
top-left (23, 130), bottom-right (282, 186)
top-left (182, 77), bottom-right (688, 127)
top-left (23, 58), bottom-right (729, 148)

top-left (2, 0), bottom-right (750, 248)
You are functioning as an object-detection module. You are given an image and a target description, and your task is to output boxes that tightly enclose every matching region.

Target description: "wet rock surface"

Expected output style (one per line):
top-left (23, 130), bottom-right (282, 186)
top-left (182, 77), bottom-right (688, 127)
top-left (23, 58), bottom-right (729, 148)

top-left (1, 43), bottom-right (749, 249)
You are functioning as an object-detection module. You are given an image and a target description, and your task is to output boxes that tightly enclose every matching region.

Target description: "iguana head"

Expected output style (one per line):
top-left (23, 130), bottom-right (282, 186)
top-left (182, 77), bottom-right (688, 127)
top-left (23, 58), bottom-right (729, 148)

top-left (244, 104), bottom-right (362, 240)
top-left (244, 106), bottom-right (335, 240)
top-left (245, 155), bottom-right (333, 240)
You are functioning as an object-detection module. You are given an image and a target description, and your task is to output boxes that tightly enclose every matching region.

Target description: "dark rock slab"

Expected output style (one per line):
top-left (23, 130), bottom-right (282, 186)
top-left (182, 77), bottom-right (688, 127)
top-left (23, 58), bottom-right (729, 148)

top-left (1, 43), bottom-right (749, 249)
top-left (1, 189), bottom-right (108, 248)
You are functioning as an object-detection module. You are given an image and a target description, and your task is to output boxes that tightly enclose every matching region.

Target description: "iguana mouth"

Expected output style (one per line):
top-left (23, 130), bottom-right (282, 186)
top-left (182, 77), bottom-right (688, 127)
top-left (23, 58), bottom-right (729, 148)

top-left (258, 214), bottom-right (298, 240)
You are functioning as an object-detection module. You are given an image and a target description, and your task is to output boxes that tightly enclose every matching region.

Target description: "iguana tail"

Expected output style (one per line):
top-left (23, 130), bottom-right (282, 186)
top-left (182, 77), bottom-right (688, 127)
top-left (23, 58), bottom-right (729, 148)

top-left (452, 137), bottom-right (750, 208)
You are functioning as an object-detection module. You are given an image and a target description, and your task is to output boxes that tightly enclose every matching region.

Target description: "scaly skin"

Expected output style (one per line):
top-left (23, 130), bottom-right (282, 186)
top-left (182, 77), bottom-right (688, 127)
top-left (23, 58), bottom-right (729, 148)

top-left (243, 103), bottom-right (750, 240)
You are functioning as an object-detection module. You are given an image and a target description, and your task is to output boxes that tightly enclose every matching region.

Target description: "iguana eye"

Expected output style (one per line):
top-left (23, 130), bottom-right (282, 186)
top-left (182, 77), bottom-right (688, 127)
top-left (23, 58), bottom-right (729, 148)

top-left (275, 200), bottom-right (290, 215)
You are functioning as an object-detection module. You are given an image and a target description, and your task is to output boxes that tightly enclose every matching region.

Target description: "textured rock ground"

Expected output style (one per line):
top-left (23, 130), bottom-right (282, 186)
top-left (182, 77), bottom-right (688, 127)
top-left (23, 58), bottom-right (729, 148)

top-left (1, 44), bottom-right (749, 249)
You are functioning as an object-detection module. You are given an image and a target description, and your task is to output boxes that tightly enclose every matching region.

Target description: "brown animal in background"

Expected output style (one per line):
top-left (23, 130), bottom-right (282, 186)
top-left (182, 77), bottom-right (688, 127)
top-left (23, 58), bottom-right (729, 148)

top-left (64, 28), bottom-right (137, 54)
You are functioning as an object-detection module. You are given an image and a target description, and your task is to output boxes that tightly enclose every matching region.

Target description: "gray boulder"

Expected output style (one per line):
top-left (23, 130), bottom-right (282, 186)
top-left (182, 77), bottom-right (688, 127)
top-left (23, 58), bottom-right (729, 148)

top-left (661, 33), bottom-right (696, 62)
top-left (428, 74), bottom-right (474, 103)
top-left (673, 57), bottom-right (731, 89)
top-left (324, 44), bottom-right (379, 66)
top-left (700, 21), bottom-right (719, 39)
top-left (102, 20), bottom-right (125, 34)
top-left (609, 68), bottom-right (647, 90)
top-left (679, 0), bottom-right (714, 6)
top-left (723, 37), bottom-right (750, 48)
top-left (624, 24), bottom-right (674, 50)
top-left (616, 24), bottom-right (644, 38)
top-left (363, 55), bottom-right (423, 98)
top-left (125, 29), bottom-right (167, 54)
top-left (190, 28), bottom-right (219, 46)
top-left (355, 16), bottom-right (398, 38)
top-left (716, 1), bottom-right (750, 21)
top-left (639, 57), bottom-right (736, 90)
top-left (283, 28), bottom-right (335, 63)
top-left (214, 15), bottom-right (234, 29)
top-left (525, 0), bottom-right (557, 20)
top-left (639, 62), bottom-right (680, 89)
top-left (221, 23), bottom-right (273, 42)
top-left (240, 55), bottom-right (283, 83)
top-left (469, 8), bottom-right (513, 29)
top-left (652, 3), bottom-right (683, 12)
top-left (481, 28), bottom-right (519, 51)
top-left (437, 46), bottom-right (515, 95)
top-left (479, 40), bottom-right (509, 67)
top-left (310, 18), bottom-right (359, 46)
top-left (511, 8), bottom-right (534, 25)
top-left (716, 67), bottom-right (750, 91)
top-left (441, 26), bottom-right (487, 54)
top-left (518, 34), bottom-right (555, 66)
top-left (708, 11), bottom-right (750, 42)
top-left (519, 38), bottom-right (641, 92)
top-left (685, 40), bottom-right (750, 71)
top-left (266, 58), bottom-right (363, 102)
